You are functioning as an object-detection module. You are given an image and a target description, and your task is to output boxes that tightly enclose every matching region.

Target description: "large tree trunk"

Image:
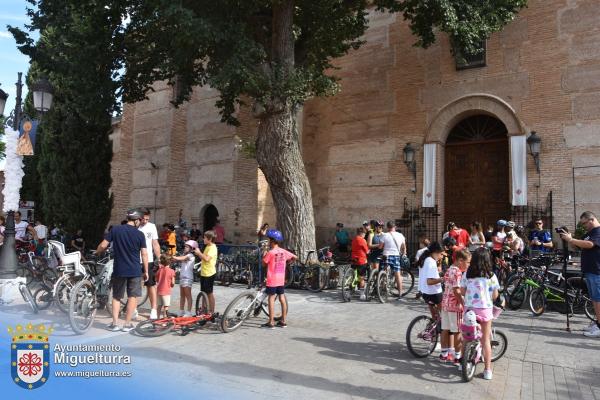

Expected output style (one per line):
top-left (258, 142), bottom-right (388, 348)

top-left (255, 108), bottom-right (316, 259)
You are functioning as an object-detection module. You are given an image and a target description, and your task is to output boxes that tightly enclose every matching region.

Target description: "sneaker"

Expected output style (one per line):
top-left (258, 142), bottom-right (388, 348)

top-left (454, 358), bottom-right (462, 368)
top-left (177, 310), bottom-right (185, 317)
top-left (261, 322), bottom-right (275, 329)
top-left (276, 321), bottom-right (287, 328)
top-left (149, 309), bottom-right (158, 320)
top-left (483, 369), bottom-right (493, 380)
top-left (121, 324), bottom-right (135, 332)
top-left (359, 293), bottom-right (367, 301)
top-left (274, 316), bottom-right (283, 322)
top-left (183, 311), bottom-right (194, 317)
top-left (132, 309), bottom-right (139, 320)
top-left (107, 323), bottom-right (120, 332)
top-left (584, 320), bottom-right (597, 333)
top-left (446, 354), bottom-right (455, 363)
top-left (439, 353), bottom-right (449, 362)
top-left (583, 324), bottom-right (600, 338)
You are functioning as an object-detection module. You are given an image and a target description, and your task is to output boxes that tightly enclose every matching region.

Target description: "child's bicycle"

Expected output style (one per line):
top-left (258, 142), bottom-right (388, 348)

top-left (220, 286), bottom-right (287, 333)
top-left (460, 307), bottom-right (508, 382)
top-left (135, 291), bottom-right (217, 336)
top-left (340, 264), bottom-right (387, 303)
top-left (405, 313), bottom-right (442, 357)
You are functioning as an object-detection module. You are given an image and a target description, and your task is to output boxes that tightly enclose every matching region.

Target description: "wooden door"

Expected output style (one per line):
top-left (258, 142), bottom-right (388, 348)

top-left (444, 138), bottom-right (509, 230)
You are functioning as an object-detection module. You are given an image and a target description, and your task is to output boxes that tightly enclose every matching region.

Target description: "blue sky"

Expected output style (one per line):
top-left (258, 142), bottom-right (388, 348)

top-left (0, 0), bottom-right (36, 119)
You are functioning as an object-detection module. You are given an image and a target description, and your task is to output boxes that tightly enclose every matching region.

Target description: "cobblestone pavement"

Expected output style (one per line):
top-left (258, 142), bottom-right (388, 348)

top-left (3, 282), bottom-right (599, 400)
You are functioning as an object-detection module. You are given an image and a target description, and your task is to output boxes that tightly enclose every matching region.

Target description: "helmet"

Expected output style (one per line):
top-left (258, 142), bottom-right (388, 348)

top-left (362, 220), bottom-right (369, 226)
top-left (184, 240), bottom-right (198, 250)
top-left (496, 219), bottom-right (507, 227)
top-left (168, 224), bottom-right (175, 230)
top-left (463, 310), bottom-right (478, 327)
top-left (506, 221), bottom-right (515, 228)
top-left (442, 236), bottom-right (456, 248)
top-left (375, 220), bottom-right (384, 227)
top-left (126, 208), bottom-right (143, 221)
top-left (266, 229), bottom-right (283, 242)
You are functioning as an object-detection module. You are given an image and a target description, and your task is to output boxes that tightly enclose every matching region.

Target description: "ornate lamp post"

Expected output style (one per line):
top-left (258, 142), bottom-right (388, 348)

top-left (403, 142), bottom-right (417, 191)
top-left (527, 131), bottom-right (541, 174)
top-left (0, 74), bottom-right (54, 279)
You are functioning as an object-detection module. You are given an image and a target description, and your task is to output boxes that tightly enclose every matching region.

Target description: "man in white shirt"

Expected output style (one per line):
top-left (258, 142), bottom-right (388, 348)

top-left (34, 220), bottom-right (48, 256)
top-left (382, 221), bottom-right (407, 297)
top-left (139, 208), bottom-right (162, 319)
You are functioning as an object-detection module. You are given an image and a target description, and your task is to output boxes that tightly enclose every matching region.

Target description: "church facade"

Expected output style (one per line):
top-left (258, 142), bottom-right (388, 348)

top-left (110, 0), bottom-right (600, 251)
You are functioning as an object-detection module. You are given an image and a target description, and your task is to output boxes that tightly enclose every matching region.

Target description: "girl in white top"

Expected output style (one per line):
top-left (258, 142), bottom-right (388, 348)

top-left (172, 240), bottom-right (198, 316)
top-left (417, 242), bottom-right (445, 320)
top-left (469, 221), bottom-right (485, 251)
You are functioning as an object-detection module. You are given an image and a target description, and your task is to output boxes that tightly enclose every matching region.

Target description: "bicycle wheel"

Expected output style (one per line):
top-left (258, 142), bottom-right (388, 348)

top-left (405, 315), bottom-right (438, 358)
top-left (584, 298), bottom-right (595, 321)
top-left (216, 261), bottom-right (233, 286)
top-left (490, 329), bottom-right (508, 362)
top-left (529, 288), bottom-right (546, 316)
top-left (33, 285), bottom-right (54, 310)
top-left (15, 265), bottom-right (33, 286)
top-left (376, 271), bottom-right (389, 303)
top-left (41, 268), bottom-right (59, 287)
top-left (195, 291), bottom-right (209, 315)
top-left (506, 277), bottom-right (526, 310)
top-left (135, 319), bottom-right (175, 337)
top-left (303, 264), bottom-right (325, 293)
top-left (284, 264), bottom-right (294, 288)
top-left (461, 342), bottom-right (478, 382)
top-left (119, 280), bottom-right (148, 308)
top-left (260, 292), bottom-right (288, 318)
top-left (400, 269), bottom-right (415, 297)
top-left (220, 291), bottom-right (256, 333)
top-left (327, 265), bottom-right (340, 289)
top-left (69, 279), bottom-right (97, 335)
top-left (55, 276), bottom-right (77, 313)
top-left (340, 267), bottom-right (356, 302)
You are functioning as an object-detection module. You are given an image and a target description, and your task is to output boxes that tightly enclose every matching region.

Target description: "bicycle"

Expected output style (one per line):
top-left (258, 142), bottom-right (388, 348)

top-left (460, 308), bottom-right (508, 382)
top-left (340, 264), bottom-right (385, 302)
top-left (382, 256), bottom-right (415, 298)
top-left (135, 292), bottom-right (215, 336)
top-left (504, 264), bottom-right (545, 310)
top-left (405, 313), bottom-right (441, 357)
top-left (528, 270), bottom-right (594, 319)
top-left (15, 251), bottom-right (58, 287)
top-left (285, 250), bottom-right (326, 292)
top-left (220, 286), bottom-right (288, 333)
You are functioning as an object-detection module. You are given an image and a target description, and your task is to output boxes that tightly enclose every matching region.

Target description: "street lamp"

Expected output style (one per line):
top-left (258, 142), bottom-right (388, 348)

top-left (527, 131), bottom-right (541, 173)
top-left (403, 142), bottom-right (417, 178)
top-left (0, 74), bottom-right (54, 279)
top-left (0, 86), bottom-right (8, 117)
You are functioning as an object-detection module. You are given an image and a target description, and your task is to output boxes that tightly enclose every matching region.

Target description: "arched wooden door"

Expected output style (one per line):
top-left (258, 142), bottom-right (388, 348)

top-left (444, 115), bottom-right (510, 230)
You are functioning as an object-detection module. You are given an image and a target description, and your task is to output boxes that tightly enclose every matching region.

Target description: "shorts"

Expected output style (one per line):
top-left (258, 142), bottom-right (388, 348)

top-left (159, 295), bottom-right (171, 307)
top-left (352, 264), bottom-right (368, 277)
top-left (422, 293), bottom-right (443, 305)
top-left (585, 273), bottom-right (600, 302)
top-left (200, 274), bottom-right (216, 294)
top-left (143, 262), bottom-right (157, 286)
top-left (386, 255), bottom-right (401, 272)
top-left (467, 307), bottom-right (494, 322)
top-left (266, 286), bottom-right (285, 295)
top-left (111, 276), bottom-right (142, 300)
top-left (368, 252), bottom-right (383, 264)
top-left (441, 310), bottom-right (462, 333)
top-left (179, 277), bottom-right (193, 288)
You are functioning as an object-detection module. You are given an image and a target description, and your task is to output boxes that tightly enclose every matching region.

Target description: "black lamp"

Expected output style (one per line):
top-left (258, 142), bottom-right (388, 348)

top-left (527, 131), bottom-right (541, 173)
top-left (403, 142), bottom-right (416, 177)
top-left (31, 77), bottom-right (54, 114)
top-left (0, 86), bottom-right (7, 116)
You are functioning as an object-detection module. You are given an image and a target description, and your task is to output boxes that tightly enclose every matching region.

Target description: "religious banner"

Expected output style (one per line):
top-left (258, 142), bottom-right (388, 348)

top-left (510, 135), bottom-right (527, 206)
top-left (16, 120), bottom-right (38, 156)
top-left (422, 143), bottom-right (436, 207)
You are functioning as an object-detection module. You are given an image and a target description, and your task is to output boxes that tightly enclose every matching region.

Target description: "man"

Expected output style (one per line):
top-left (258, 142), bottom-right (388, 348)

top-left (96, 209), bottom-right (148, 332)
top-left (560, 211), bottom-right (600, 338)
top-left (448, 222), bottom-right (471, 249)
top-left (14, 211), bottom-right (38, 248)
top-left (33, 220), bottom-right (48, 256)
top-left (382, 221), bottom-right (407, 297)
top-left (213, 218), bottom-right (225, 244)
top-left (139, 208), bottom-right (162, 320)
top-left (529, 218), bottom-right (553, 253)
top-left (333, 223), bottom-right (350, 253)
top-left (190, 223), bottom-right (201, 241)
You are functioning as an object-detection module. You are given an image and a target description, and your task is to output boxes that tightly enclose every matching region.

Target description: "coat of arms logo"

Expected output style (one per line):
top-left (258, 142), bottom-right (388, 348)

top-left (8, 323), bottom-right (53, 390)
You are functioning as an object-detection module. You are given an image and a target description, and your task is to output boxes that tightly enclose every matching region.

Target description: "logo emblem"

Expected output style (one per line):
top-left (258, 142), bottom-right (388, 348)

top-left (9, 323), bottom-right (53, 390)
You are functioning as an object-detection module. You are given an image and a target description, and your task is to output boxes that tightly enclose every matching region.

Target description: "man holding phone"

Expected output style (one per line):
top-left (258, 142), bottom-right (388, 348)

top-left (529, 218), bottom-right (553, 253)
top-left (559, 211), bottom-right (600, 337)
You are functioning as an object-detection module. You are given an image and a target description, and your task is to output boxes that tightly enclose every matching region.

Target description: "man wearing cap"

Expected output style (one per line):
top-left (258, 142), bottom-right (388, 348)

top-left (96, 209), bottom-right (148, 332)
top-left (139, 208), bottom-right (162, 319)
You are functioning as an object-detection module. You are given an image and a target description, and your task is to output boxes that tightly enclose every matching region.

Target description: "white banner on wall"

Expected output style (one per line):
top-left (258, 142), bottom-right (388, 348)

top-left (422, 143), bottom-right (436, 207)
top-left (510, 135), bottom-right (528, 206)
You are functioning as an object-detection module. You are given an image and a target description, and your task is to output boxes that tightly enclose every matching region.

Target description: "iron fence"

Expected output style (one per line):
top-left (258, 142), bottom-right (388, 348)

top-left (396, 198), bottom-right (440, 262)
top-left (510, 191), bottom-right (553, 234)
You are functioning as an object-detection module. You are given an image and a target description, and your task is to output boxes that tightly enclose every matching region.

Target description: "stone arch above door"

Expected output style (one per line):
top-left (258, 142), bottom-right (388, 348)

top-left (424, 94), bottom-right (524, 144)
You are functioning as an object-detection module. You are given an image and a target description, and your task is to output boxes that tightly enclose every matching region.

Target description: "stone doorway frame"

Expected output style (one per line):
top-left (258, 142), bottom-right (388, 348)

top-left (422, 93), bottom-right (526, 231)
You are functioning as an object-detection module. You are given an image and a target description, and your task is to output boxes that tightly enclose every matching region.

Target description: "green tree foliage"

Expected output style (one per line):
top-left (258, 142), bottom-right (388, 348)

top-left (13, 0), bottom-right (526, 251)
top-left (10, 1), bottom-right (119, 245)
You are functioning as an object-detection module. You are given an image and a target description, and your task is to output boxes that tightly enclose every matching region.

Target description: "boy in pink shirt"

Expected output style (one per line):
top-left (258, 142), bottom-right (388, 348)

top-left (262, 229), bottom-right (296, 328)
top-left (155, 254), bottom-right (176, 318)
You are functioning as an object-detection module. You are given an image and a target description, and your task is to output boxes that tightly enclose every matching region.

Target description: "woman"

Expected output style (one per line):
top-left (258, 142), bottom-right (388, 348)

top-left (257, 223), bottom-right (269, 242)
top-left (367, 221), bottom-right (384, 272)
top-left (469, 221), bottom-right (485, 251)
top-left (507, 230), bottom-right (524, 256)
top-left (460, 247), bottom-right (500, 380)
top-left (491, 220), bottom-right (507, 253)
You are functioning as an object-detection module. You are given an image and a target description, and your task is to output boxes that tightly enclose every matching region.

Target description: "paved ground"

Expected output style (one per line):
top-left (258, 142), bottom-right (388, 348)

top-left (2, 281), bottom-right (599, 400)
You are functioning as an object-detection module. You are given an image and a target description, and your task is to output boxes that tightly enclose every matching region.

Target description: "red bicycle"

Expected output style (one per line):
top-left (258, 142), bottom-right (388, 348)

top-left (135, 292), bottom-right (217, 336)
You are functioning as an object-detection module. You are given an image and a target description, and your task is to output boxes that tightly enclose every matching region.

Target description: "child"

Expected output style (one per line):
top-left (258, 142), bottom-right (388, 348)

top-left (351, 227), bottom-right (370, 301)
top-left (440, 248), bottom-right (471, 364)
top-left (262, 229), bottom-right (296, 328)
top-left (417, 242), bottom-right (444, 320)
top-left (155, 254), bottom-right (175, 318)
top-left (193, 231), bottom-right (218, 313)
top-left (460, 247), bottom-right (500, 380)
top-left (167, 224), bottom-right (177, 255)
top-left (172, 240), bottom-right (198, 316)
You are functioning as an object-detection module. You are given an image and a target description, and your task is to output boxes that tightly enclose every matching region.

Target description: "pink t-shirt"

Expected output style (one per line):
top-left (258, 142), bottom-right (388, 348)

top-left (263, 247), bottom-right (296, 287)
top-left (155, 266), bottom-right (175, 296)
